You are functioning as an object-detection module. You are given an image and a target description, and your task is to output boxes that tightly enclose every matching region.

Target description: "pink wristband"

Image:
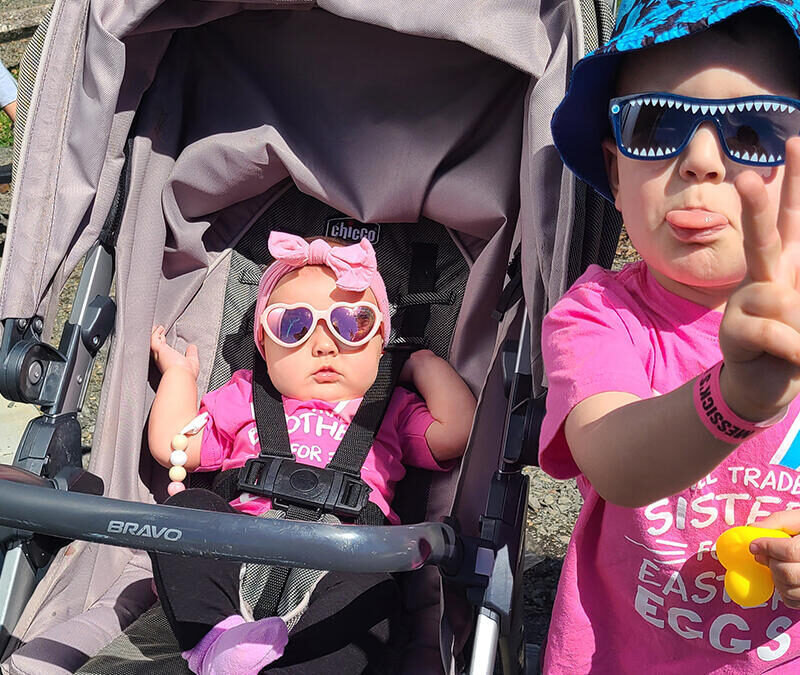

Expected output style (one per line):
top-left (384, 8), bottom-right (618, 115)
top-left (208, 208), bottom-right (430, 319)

top-left (693, 361), bottom-right (787, 444)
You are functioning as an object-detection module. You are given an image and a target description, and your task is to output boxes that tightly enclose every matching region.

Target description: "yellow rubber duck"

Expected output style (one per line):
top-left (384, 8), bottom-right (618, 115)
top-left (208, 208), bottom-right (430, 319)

top-left (716, 526), bottom-right (790, 607)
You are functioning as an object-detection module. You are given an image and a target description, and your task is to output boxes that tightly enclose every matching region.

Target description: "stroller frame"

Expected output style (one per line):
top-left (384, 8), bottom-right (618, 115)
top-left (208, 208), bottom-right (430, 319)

top-left (0, 228), bottom-right (534, 673)
top-left (0, 0), bottom-right (623, 672)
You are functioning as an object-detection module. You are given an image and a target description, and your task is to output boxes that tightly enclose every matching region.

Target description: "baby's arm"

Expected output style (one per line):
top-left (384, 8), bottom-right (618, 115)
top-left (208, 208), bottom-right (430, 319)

top-left (149, 326), bottom-right (203, 470)
top-left (566, 138), bottom-right (800, 507)
top-left (400, 349), bottom-right (476, 462)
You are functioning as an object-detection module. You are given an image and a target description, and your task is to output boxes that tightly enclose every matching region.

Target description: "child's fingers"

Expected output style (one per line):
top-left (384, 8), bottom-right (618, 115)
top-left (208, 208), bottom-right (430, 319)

top-left (749, 534), bottom-right (800, 563)
top-left (753, 509), bottom-right (800, 535)
top-left (736, 168), bottom-right (782, 283)
top-left (150, 328), bottom-right (165, 351)
top-left (777, 137), bottom-right (800, 249)
top-left (723, 309), bottom-right (800, 366)
top-left (737, 283), bottom-right (800, 331)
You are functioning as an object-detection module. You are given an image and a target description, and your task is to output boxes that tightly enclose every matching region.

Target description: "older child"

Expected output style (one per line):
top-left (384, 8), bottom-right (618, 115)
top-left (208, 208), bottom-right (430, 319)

top-left (147, 232), bottom-right (476, 674)
top-left (542, 0), bottom-right (800, 672)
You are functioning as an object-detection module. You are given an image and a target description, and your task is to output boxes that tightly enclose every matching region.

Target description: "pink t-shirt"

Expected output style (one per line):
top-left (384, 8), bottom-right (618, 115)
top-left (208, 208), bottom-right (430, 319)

top-left (196, 369), bottom-right (444, 524)
top-left (540, 261), bottom-right (800, 674)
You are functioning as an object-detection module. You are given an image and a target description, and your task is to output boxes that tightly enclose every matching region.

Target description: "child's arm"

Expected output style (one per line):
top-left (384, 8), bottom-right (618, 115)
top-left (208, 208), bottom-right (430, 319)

top-left (400, 349), bottom-right (476, 462)
top-left (149, 326), bottom-right (204, 470)
top-left (566, 138), bottom-right (800, 507)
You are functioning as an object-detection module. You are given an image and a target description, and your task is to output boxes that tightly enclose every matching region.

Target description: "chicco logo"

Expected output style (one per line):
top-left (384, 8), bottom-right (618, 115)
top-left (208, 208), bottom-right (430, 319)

top-left (325, 218), bottom-right (380, 244)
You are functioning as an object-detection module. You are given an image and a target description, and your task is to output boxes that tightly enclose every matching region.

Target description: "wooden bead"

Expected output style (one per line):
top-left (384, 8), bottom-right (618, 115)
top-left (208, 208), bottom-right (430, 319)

top-left (170, 449), bottom-right (188, 467)
top-left (171, 434), bottom-right (189, 451)
top-left (167, 481), bottom-right (186, 496)
top-left (169, 465), bottom-right (187, 482)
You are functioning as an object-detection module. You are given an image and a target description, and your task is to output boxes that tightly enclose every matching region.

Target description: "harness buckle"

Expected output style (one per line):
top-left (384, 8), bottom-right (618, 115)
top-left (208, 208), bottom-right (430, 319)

top-left (237, 457), bottom-right (372, 519)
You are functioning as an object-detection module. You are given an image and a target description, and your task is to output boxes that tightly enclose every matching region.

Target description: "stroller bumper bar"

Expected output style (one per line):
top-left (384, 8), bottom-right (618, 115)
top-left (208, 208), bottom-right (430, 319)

top-left (0, 476), bottom-right (460, 573)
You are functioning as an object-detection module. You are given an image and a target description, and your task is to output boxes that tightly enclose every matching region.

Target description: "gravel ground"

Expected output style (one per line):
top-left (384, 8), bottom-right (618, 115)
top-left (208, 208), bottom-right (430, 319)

top-left (1, 148), bottom-right (640, 656)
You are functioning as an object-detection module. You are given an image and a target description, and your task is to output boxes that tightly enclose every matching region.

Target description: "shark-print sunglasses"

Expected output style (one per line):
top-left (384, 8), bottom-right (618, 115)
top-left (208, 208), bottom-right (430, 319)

top-left (609, 92), bottom-right (800, 166)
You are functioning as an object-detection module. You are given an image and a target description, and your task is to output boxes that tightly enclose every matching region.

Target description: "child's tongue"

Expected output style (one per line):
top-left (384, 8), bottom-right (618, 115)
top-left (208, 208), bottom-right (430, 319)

top-left (666, 209), bottom-right (728, 229)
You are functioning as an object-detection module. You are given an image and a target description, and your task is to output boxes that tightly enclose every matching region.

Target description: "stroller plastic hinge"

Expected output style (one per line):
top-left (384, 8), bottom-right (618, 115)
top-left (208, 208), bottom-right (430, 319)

top-left (238, 456), bottom-right (372, 519)
top-left (76, 296), bottom-right (115, 356)
top-left (0, 525), bottom-right (32, 548)
top-left (0, 526), bottom-right (54, 571)
top-left (0, 317), bottom-right (65, 406)
top-left (14, 413), bottom-right (83, 479)
top-left (0, 466), bottom-right (71, 569)
top-left (439, 533), bottom-right (493, 593)
top-left (50, 466), bottom-right (104, 496)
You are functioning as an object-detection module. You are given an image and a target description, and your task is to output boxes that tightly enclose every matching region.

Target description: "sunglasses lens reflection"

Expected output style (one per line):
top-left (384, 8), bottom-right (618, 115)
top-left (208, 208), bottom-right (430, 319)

top-left (330, 305), bottom-right (376, 343)
top-left (268, 306), bottom-right (313, 344)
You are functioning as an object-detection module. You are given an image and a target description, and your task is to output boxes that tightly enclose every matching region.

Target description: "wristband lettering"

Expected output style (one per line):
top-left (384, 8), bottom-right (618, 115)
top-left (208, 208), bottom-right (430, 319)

top-left (693, 361), bottom-right (786, 444)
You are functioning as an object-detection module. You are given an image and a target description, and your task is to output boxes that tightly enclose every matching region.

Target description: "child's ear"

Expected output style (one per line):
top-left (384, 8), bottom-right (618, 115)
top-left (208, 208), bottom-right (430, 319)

top-left (602, 137), bottom-right (621, 202)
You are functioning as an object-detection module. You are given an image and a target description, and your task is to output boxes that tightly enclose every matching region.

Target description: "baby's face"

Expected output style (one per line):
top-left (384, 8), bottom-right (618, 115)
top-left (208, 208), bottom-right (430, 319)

top-left (604, 29), bottom-right (797, 305)
top-left (261, 266), bottom-right (383, 402)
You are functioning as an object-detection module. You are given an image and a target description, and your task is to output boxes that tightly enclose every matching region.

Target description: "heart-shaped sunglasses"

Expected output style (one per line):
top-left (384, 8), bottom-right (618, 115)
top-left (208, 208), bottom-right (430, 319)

top-left (260, 301), bottom-right (383, 348)
top-left (609, 92), bottom-right (800, 166)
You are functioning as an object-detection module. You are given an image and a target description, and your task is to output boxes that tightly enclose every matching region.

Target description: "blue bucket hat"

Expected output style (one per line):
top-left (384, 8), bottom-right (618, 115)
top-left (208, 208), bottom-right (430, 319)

top-left (551, 0), bottom-right (800, 202)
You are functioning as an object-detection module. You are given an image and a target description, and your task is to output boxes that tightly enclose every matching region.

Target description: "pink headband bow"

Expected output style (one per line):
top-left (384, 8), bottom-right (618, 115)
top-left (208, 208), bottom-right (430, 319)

top-left (254, 231), bottom-right (391, 359)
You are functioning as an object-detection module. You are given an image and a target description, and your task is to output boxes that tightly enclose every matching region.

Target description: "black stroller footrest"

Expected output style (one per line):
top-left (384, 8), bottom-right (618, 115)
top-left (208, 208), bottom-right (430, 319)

top-left (238, 457), bottom-right (372, 519)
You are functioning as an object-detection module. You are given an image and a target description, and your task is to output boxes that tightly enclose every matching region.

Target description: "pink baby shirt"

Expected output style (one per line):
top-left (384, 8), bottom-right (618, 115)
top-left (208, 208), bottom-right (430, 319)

top-left (195, 369), bottom-right (445, 524)
top-left (540, 261), bottom-right (800, 674)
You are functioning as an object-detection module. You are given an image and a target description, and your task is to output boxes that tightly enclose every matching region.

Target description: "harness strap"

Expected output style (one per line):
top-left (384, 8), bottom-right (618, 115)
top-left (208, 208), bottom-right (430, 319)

top-left (253, 353), bottom-right (293, 459)
top-left (252, 503), bottom-right (320, 621)
top-left (399, 242), bottom-right (439, 340)
top-left (325, 349), bottom-right (405, 476)
top-left (492, 243), bottom-right (522, 321)
top-left (213, 347), bottom-right (408, 524)
top-left (243, 350), bottom-right (405, 616)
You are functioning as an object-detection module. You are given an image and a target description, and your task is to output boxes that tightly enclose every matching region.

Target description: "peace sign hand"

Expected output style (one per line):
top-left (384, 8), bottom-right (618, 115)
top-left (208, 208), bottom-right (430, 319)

top-left (719, 137), bottom-right (800, 422)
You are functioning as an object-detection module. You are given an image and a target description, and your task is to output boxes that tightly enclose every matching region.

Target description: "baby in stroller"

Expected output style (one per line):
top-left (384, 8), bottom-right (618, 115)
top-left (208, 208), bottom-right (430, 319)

top-left (145, 230), bottom-right (476, 675)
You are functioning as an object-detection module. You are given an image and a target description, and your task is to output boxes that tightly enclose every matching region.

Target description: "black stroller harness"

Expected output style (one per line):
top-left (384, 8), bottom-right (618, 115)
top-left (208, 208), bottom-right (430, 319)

top-left (208, 347), bottom-right (406, 619)
top-left (211, 348), bottom-right (405, 528)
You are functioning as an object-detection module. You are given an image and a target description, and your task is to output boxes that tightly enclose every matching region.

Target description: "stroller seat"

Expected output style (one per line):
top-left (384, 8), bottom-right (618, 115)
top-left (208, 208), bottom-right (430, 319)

top-left (69, 185), bottom-right (472, 673)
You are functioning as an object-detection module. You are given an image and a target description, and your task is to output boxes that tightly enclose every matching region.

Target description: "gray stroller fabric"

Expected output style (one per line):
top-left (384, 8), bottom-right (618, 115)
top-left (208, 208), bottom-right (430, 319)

top-left (0, 1), bottom-right (584, 673)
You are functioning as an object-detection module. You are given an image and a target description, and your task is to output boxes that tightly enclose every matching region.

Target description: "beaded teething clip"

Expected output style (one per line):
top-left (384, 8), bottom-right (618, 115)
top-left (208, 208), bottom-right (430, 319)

top-left (167, 412), bottom-right (210, 496)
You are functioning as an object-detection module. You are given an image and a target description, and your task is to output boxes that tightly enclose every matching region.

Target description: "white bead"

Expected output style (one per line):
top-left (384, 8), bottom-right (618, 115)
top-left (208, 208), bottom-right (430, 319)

top-left (171, 434), bottom-right (189, 451)
top-left (169, 465), bottom-right (187, 482)
top-left (170, 449), bottom-right (188, 467)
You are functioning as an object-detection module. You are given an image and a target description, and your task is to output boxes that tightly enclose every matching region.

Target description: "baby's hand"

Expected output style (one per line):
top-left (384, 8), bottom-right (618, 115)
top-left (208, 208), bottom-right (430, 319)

top-left (150, 325), bottom-right (200, 378)
top-left (719, 137), bottom-right (800, 421)
top-left (749, 510), bottom-right (800, 609)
